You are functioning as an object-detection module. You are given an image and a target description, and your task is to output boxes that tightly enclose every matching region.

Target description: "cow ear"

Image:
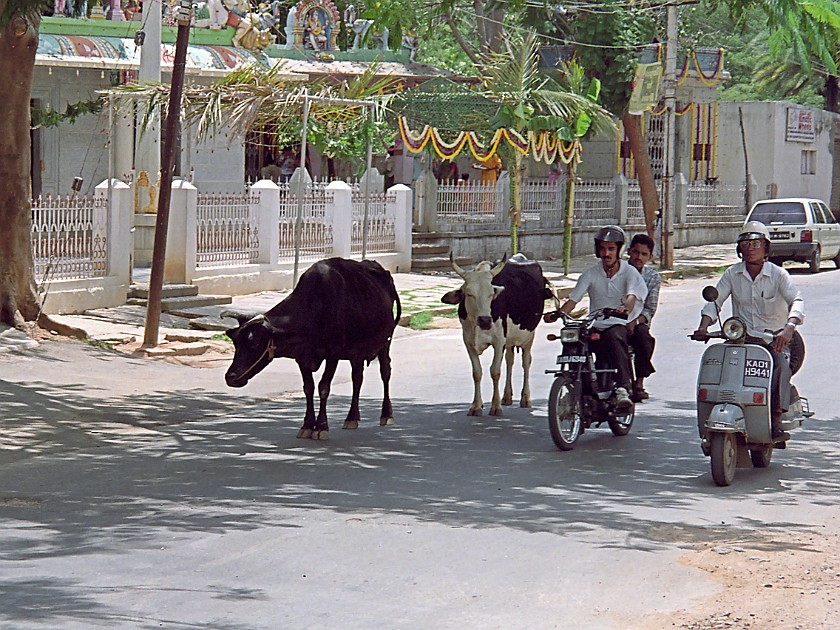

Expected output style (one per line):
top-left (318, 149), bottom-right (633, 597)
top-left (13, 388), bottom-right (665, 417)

top-left (493, 285), bottom-right (505, 298)
top-left (441, 289), bottom-right (463, 304)
top-left (225, 327), bottom-right (240, 342)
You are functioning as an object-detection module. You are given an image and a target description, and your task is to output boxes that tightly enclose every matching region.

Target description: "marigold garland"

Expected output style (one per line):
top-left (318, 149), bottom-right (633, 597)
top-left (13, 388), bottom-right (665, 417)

top-left (398, 116), bottom-right (582, 165)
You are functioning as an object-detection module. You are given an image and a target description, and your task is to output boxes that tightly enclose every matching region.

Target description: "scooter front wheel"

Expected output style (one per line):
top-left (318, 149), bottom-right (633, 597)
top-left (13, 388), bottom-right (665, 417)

top-left (548, 377), bottom-right (582, 451)
top-left (710, 432), bottom-right (737, 486)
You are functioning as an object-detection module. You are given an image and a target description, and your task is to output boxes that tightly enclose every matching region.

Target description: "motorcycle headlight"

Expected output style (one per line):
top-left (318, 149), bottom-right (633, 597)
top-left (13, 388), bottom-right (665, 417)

top-left (722, 317), bottom-right (746, 341)
top-left (560, 327), bottom-right (580, 343)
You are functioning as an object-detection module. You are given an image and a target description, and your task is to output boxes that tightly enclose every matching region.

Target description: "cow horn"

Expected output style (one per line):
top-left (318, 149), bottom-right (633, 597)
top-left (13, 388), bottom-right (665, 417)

top-left (490, 253), bottom-right (507, 277)
top-left (450, 252), bottom-right (466, 278)
top-left (220, 310), bottom-right (261, 326)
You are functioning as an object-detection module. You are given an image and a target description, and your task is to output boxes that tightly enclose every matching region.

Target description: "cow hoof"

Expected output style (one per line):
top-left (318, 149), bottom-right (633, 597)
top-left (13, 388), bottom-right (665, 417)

top-left (297, 428), bottom-right (313, 439)
top-left (311, 430), bottom-right (329, 440)
top-left (501, 395), bottom-right (513, 406)
top-left (380, 417), bottom-right (394, 426)
top-left (519, 399), bottom-right (531, 408)
top-left (489, 407), bottom-right (504, 417)
top-left (343, 420), bottom-right (359, 430)
top-left (467, 408), bottom-right (483, 416)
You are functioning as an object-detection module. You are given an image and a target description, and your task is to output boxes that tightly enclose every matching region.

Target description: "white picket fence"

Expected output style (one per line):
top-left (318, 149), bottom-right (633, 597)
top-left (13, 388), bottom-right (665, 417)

top-left (31, 178), bottom-right (412, 314)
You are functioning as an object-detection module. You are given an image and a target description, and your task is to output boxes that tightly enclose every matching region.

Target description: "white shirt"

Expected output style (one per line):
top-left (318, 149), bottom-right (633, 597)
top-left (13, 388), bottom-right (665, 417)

top-left (701, 261), bottom-right (805, 333)
top-left (569, 260), bottom-right (648, 329)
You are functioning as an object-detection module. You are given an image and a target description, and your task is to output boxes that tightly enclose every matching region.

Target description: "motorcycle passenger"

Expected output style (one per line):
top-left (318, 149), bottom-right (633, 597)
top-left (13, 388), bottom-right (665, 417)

top-left (693, 221), bottom-right (805, 441)
top-left (626, 234), bottom-right (661, 402)
top-left (559, 225), bottom-right (648, 413)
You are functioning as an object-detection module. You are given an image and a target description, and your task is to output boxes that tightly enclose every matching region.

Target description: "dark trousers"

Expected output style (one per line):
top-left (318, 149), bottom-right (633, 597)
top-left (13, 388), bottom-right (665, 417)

top-left (592, 324), bottom-right (633, 390)
top-left (628, 323), bottom-right (656, 379)
top-left (769, 330), bottom-right (806, 414)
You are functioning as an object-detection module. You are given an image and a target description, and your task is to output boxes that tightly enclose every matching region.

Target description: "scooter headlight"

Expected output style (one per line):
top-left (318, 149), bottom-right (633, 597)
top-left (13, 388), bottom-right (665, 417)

top-left (722, 317), bottom-right (746, 341)
top-left (560, 327), bottom-right (580, 343)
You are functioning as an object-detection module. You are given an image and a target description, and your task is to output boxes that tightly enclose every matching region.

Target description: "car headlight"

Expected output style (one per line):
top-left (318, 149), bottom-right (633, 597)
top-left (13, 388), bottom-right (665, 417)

top-left (722, 317), bottom-right (746, 341)
top-left (560, 328), bottom-right (580, 343)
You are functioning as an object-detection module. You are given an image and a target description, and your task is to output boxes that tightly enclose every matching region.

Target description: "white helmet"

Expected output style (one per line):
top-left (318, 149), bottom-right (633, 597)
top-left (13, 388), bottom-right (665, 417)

top-left (737, 220), bottom-right (770, 258)
top-left (738, 220), bottom-right (770, 243)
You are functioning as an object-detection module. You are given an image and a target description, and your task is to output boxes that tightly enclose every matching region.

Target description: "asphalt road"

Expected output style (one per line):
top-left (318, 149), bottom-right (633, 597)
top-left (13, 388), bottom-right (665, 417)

top-left (1, 268), bottom-right (839, 629)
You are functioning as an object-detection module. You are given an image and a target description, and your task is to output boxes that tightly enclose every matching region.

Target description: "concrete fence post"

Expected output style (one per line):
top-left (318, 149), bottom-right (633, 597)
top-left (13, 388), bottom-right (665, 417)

top-left (165, 179), bottom-right (198, 284)
top-left (675, 172), bottom-right (688, 225)
top-left (389, 183), bottom-right (413, 271)
top-left (614, 173), bottom-right (629, 226)
top-left (251, 179), bottom-right (280, 264)
top-left (95, 178), bottom-right (132, 286)
top-left (422, 168), bottom-right (438, 232)
top-left (327, 180), bottom-right (353, 258)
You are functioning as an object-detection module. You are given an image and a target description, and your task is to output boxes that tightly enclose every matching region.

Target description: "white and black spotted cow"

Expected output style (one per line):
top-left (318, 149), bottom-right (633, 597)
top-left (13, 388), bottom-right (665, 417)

top-left (223, 258), bottom-right (401, 440)
top-left (442, 253), bottom-right (553, 416)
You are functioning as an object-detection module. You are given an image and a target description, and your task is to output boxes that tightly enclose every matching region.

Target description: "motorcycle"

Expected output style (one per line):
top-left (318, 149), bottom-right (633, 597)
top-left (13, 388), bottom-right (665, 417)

top-left (543, 307), bottom-right (635, 450)
top-left (690, 286), bottom-right (813, 486)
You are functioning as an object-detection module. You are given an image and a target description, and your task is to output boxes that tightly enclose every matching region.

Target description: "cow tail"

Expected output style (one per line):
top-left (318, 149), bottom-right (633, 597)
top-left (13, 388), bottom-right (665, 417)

top-left (392, 285), bottom-right (402, 330)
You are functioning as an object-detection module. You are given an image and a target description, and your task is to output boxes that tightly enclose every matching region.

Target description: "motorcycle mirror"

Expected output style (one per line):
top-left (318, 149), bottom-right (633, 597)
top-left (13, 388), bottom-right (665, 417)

top-left (702, 286), bottom-right (719, 302)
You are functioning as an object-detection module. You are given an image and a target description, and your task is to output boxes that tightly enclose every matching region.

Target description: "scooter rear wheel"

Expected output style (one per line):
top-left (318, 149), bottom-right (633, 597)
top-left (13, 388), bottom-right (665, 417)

top-left (749, 446), bottom-right (773, 468)
top-left (608, 406), bottom-right (634, 436)
top-left (548, 377), bottom-right (582, 451)
top-left (710, 432), bottom-right (737, 486)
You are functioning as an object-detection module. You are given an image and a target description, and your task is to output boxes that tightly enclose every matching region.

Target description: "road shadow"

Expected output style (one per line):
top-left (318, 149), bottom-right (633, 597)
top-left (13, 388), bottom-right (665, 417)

top-left (2, 342), bottom-right (839, 626)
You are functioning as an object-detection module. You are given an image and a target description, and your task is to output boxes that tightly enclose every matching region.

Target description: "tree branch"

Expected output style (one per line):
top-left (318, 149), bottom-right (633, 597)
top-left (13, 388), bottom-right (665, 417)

top-left (442, 11), bottom-right (484, 69)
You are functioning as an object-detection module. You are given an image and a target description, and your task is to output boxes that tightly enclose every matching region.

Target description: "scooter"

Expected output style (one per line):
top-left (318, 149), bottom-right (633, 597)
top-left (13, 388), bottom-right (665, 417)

top-left (689, 286), bottom-right (813, 486)
top-left (543, 307), bottom-right (635, 450)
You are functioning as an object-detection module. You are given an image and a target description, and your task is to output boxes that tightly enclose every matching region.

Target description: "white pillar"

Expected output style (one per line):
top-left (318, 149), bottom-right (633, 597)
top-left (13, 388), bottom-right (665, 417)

top-left (135, 0), bottom-right (161, 213)
top-left (95, 179), bottom-right (132, 286)
top-left (327, 180), bottom-right (353, 259)
top-left (165, 179), bottom-right (198, 284)
top-left (389, 184), bottom-right (413, 271)
top-left (113, 97), bottom-right (134, 182)
top-left (251, 179), bottom-right (281, 264)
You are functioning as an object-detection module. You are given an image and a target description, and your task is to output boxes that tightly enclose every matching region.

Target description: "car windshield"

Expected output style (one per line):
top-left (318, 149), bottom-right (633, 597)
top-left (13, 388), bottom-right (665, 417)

top-left (748, 202), bottom-right (807, 225)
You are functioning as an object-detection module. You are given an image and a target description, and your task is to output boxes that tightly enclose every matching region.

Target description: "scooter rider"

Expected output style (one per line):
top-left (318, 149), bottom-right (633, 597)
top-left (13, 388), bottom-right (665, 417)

top-left (560, 225), bottom-right (648, 413)
top-left (692, 221), bottom-right (805, 441)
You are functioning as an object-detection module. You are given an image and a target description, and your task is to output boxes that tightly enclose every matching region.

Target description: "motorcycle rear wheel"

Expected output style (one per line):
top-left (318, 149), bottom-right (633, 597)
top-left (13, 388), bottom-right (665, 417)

top-left (750, 445), bottom-right (773, 468)
top-left (710, 432), bottom-right (737, 486)
top-left (548, 377), bottom-right (582, 451)
top-left (608, 406), bottom-right (634, 437)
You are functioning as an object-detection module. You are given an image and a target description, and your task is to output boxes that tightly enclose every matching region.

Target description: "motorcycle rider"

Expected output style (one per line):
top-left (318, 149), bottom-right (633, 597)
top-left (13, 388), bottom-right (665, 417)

top-left (626, 233), bottom-right (661, 402)
top-left (693, 221), bottom-right (805, 441)
top-left (560, 225), bottom-right (648, 413)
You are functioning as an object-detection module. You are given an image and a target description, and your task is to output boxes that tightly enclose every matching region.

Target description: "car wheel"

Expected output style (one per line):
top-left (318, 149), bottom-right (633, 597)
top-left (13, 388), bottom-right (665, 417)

top-left (808, 247), bottom-right (821, 273)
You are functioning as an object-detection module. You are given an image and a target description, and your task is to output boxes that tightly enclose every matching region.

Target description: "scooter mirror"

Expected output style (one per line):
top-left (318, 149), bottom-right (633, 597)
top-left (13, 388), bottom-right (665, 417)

top-left (702, 286), bottom-right (719, 303)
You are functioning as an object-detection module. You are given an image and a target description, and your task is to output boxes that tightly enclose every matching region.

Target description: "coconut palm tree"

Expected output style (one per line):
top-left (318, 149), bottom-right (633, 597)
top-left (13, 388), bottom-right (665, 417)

top-left (479, 31), bottom-right (614, 256)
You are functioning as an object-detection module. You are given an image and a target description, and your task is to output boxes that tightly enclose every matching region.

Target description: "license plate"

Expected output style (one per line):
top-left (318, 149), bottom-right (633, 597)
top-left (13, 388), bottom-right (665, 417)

top-left (769, 231), bottom-right (789, 240)
top-left (557, 355), bottom-right (586, 364)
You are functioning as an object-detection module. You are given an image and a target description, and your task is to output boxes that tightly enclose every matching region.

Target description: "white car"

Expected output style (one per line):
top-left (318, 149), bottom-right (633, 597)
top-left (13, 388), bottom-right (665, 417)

top-left (745, 198), bottom-right (840, 273)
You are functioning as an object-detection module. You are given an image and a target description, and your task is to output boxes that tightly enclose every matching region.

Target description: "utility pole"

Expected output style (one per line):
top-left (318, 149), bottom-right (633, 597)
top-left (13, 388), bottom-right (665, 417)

top-left (142, 0), bottom-right (193, 347)
top-left (660, 3), bottom-right (678, 270)
top-left (135, 0), bottom-right (161, 212)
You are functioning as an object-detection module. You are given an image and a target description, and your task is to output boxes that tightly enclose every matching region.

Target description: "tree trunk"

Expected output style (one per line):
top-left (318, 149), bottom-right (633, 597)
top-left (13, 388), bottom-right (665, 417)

top-left (0, 14), bottom-right (41, 329)
top-left (622, 113), bottom-right (658, 238)
top-left (0, 13), bottom-right (84, 338)
top-left (562, 161), bottom-right (576, 276)
top-left (509, 152), bottom-right (523, 255)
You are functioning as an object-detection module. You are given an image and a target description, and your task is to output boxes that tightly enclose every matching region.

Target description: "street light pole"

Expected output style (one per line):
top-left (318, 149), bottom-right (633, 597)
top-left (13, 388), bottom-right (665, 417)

top-left (661, 3), bottom-right (678, 270)
top-left (142, 0), bottom-right (193, 347)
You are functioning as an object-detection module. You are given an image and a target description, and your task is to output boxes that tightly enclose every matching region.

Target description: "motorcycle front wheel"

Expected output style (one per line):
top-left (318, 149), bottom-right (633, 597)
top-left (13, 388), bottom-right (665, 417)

top-left (548, 377), bottom-right (582, 451)
top-left (710, 432), bottom-right (737, 486)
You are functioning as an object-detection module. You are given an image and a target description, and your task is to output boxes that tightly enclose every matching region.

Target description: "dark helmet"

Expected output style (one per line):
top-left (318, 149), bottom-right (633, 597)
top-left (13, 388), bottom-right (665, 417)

top-left (594, 225), bottom-right (626, 256)
top-left (737, 220), bottom-right (771, 259)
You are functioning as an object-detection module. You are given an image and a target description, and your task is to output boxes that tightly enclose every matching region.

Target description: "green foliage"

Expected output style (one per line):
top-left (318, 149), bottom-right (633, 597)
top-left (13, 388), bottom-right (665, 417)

top-left (31, 98), bottom-right (104, 129)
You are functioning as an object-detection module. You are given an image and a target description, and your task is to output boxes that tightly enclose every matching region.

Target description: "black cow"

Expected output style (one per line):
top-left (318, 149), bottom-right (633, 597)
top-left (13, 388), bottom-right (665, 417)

top-left (224, 258), bottom-right (401, 440)
top-left (442, 253), bottom-right (553, 415)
